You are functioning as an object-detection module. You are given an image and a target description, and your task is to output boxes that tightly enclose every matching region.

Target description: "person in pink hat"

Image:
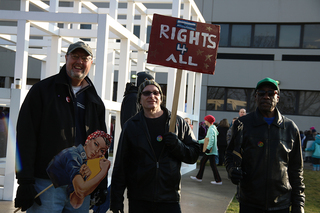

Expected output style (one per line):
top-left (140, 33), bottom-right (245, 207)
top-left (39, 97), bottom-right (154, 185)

top-left (190, 115), bottom-right (222, 185)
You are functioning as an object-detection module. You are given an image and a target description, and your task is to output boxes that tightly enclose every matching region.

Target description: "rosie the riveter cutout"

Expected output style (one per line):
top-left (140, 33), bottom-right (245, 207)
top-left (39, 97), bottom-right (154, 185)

top-left (147, 14), bottom-right (220, 75)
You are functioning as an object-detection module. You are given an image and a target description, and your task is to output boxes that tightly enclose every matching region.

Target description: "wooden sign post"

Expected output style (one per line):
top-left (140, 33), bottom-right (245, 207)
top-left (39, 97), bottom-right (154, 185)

top-left (169, 68), bottom-right (182, 132)
top-left (147, 14), bottom-right (220, 132)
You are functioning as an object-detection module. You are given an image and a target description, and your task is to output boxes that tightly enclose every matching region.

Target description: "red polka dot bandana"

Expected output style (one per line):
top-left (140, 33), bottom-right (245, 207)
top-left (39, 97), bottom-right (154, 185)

top-left (85, 130), bottom-right (112, 148)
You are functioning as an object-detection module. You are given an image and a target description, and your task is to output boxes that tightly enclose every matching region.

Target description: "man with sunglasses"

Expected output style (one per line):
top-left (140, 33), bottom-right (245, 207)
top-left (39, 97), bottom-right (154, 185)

top-left (15, 41), bottom-right (108, 212)
top-left (225, 78), bottom-right (305, 213)
top-left (111, 80), bottom-right (199, 213)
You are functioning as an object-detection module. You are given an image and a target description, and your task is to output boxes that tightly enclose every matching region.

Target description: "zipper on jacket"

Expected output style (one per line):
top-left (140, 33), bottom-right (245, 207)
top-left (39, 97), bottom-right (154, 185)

top-left (265, 124), bottom-right (270, 210)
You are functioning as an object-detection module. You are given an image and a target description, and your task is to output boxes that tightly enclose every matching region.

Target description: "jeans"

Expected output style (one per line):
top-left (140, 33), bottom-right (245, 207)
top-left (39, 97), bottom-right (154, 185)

top-left (27, 178), bottom-right (90, 213)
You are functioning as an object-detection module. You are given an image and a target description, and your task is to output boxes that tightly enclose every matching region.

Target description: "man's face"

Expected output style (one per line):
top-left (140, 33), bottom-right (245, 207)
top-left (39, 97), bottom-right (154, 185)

top-left (65, 48), bottom-right (92, 81)
top-left (140, 85), bottom-right (162, 111)
top-left (255, 85), bottom-right (279, 113)
top-left (239, 109), bottom-right (246, 117)
top-left (85, 136), bottom-right (108, 159)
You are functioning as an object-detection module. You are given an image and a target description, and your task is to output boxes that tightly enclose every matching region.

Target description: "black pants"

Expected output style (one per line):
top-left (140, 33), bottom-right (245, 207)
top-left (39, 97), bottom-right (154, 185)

top-left (196, 154), bottom-right (221, 181)
top-left (240, 203), bottom-right (289, 213)
top-left (129, 200), bottom-right (181, 213)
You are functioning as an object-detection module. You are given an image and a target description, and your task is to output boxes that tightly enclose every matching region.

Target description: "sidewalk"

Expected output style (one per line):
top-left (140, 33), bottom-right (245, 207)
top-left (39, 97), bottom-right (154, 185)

top-left (180, 165), bottom-right (236, 213)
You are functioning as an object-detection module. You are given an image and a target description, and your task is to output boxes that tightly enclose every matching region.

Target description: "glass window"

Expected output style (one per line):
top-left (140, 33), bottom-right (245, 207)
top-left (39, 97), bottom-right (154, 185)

top-left (231, 25), bottom-right (251, 47)
top-left (303, 24), bottom-right (320, 49)
top-left (218, 24), bottom-right (229, 47)
top-left (80, 24), bottom-right (91, 29)
top-left (277, 90), bottom-right (297, 114)
top-left (207, 87), bottom-right (225, 110)
top-left (279, 25), bottom-right (301, 47)
top-left (299, 91), bottom-right (320, 116)
top-left (226, 88), bottom-right (247, 111)
top-left (0, 77), bottom-right (5, 88)
top-left (248, 90), bottom-right (256, 113)
top-left (253, 24), bottom-right (277, 47)
top-left (134, 25), bottom-right (140, 38)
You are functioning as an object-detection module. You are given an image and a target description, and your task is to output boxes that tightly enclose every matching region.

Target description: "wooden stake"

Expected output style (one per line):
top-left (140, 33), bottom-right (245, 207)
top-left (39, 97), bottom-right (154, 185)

top-left (14, 184), bottom-right (53, 213)
top-left (169, 69), bottom-right (183, 133)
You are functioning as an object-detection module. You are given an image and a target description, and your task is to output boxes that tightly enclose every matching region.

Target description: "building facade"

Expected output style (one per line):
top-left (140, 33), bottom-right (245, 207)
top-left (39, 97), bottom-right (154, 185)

top-left (193, 0), bottom-right (320, 131)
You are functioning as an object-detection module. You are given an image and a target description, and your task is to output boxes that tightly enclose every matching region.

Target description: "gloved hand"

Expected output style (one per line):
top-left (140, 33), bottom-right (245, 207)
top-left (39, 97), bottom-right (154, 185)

top-left (205, 149), bottom-right (211, 153)
top-left (163, 132), bottom-right (178, 147)
top-left (90, 188), bottom-right (108, 207)
top-left (227, 167), bottom-right (243, 185)
top-left (15, 183), bottom-right (41, 211)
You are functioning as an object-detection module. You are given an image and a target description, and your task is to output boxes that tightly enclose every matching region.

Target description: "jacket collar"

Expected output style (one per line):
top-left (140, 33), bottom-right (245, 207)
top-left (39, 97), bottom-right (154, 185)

top-left (55, 64), bottom-right (102, 105)
top-left (253, 107), bottom-right (284, 129)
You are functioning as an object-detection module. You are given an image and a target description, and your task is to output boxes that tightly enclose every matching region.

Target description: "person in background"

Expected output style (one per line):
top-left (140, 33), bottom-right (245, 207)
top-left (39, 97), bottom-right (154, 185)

top-left (225, 77), bottom-right (305, 212)
top-left (120, 71), bottom-right (154, 128)
top-left (198, 121), bottom-right (208, 156)
top-left (110, 80), bottom-right (199, 213)
top-left (184, 117), bottom-right (193, 130)
top-left (190, 115), bottom-right (222, 185)
top-left (238, 108), bottom-right (246, 117)
top-left (226, 117), bottom-right (238, 145)
top-left (305, 134), bottom-right (320, 171)
top-left (15, 41), bottom-right (107, 212)
top-left (303, 130), bottom-right (315, 162)
top-left (310, 127), bottom-right (317, 140)
top-left (217, 119), bottom-right (229, 166)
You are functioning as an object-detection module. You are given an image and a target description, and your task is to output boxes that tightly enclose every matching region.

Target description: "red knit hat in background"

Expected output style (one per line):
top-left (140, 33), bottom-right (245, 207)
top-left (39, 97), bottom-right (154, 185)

top-left (204, 115), bottom-right (215, 124)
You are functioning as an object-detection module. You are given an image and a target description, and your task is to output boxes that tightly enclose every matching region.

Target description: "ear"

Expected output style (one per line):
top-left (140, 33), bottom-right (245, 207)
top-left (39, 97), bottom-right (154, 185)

top-left (276, 94), bottom-right (280, 103)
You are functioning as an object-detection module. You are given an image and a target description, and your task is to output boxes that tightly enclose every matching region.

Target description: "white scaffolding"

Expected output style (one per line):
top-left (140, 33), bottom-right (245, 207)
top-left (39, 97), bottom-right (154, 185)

top-left (0, 0), bottom-right (204, 200)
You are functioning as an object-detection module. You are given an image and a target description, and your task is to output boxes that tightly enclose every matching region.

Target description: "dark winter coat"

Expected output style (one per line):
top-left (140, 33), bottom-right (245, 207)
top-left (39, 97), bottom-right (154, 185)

top-left (16, 65), bottom-right (106, 181)
top-left (225, 108), bottom-right (305, 212)
top-left (110, 107), bottom-right (199, 211)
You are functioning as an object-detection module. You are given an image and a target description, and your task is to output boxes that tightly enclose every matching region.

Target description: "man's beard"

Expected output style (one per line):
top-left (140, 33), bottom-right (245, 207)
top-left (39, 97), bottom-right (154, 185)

top-left (67, 69), bottom-right (86, 80)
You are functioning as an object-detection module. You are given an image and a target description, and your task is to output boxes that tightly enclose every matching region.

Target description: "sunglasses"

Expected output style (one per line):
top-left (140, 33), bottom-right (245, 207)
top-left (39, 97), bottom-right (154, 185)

top-left (141, 91), bottom-right (160, 96)
top-left (256, 90), bottom-right (278, 97)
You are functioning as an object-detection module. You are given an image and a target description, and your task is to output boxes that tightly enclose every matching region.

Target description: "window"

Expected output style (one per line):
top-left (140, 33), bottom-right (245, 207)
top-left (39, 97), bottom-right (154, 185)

top-left (299, 91), bottom-right (320, 116)
top-left (253, 24), bottom-right (276, 47)
top-left (0, 77), bottom-right (5, 88)
top-left (206, 86), bottom-right (320, 116)
top-left (207, 87), bottom-right (225, 110)
top-left (226, 88), bottom-right (247, 111)
top-left (218, 24), bottom-right (229, 47)
top-left (231, 25), bottom-right (251, 47)
top-left (303, 24), bottom-right (320, 48)
top-left (213, 23), bottom-right (320, 49)
top-left (277, 90), bottom-right (297, 114)
top-left (133, 25), bottom-right (152, 43)
top-left (279, 25), bottom-right (301, 47)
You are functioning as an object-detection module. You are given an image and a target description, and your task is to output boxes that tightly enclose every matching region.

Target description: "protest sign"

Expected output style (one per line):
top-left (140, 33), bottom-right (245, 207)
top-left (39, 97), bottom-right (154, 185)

top-left (147, 14), bottom-right (220, 132)
top-left (147, 13), bottom-right (220, 74)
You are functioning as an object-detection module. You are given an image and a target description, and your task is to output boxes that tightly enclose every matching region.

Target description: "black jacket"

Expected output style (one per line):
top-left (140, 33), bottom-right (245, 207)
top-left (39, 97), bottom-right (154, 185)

top-left (225, 108), bottom-right (305, 212)
top-left (16, 65), bottom-right (106, 181)
top-left (110, 107), bottom-right (199, 211)
top-left (120, 83), bottom-right (139, 128)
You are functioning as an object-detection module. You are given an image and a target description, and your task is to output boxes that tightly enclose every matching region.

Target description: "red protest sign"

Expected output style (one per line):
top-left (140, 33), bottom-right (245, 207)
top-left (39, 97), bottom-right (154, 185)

top-left (147, 14), bottom-right (220, 75)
